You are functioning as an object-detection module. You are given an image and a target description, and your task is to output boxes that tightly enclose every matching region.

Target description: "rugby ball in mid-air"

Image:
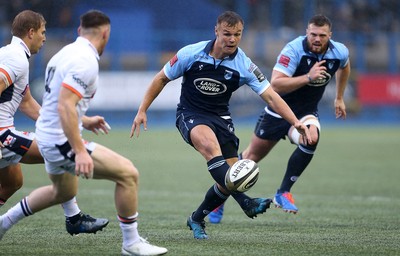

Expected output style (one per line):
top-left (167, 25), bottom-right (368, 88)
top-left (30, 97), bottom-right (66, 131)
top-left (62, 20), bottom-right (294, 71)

top-left (225, 159), bottom-right (259, 193)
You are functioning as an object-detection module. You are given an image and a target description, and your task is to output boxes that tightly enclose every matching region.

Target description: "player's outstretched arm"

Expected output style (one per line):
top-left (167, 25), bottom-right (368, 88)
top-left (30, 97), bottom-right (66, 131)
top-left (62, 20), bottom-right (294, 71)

top-left (130, 70), bottom-right (171, 138)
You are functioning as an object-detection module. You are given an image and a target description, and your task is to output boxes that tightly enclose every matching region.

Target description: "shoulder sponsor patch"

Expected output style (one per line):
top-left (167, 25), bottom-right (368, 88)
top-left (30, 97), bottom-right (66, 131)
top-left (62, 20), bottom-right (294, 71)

top-left (169, 54), bottom-right (178, 67)
top-left (253, 67), bottom-right (266, 83)
top-left (72, 74), bottom-right (88, 89)
top-left (248, 63), bottom-right (266, 82)
top-left (278, 54), bottom-right (290, 68)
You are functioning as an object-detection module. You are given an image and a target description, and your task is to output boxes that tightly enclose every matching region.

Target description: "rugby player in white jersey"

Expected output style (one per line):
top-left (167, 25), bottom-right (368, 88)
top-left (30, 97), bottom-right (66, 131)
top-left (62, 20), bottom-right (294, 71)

top-left (0, 10), bottom-right (167, 256)
top-left (0, 10), bottom-right (108, 235)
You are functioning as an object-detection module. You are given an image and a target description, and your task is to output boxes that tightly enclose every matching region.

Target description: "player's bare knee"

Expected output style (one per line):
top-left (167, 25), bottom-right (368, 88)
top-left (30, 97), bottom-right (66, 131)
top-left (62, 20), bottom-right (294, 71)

top-left (12, 182), bottom-right (23, 193)
top-left (308, 124), bottom-right (320, 145)
top-left (12, 179), bottom-right (23, 191)
top-left (2, 178), bottom-right (23, 195)
top-left (301, 129), bottom-right (320, 152)
top-left (289, 116), bottom-right (321, 147)
top-left (308, 132), bottom-right (319, 146)
top-left (117, 158), bottom-right (139, 185)
top-left (1, 184), bottom-right (22, 198)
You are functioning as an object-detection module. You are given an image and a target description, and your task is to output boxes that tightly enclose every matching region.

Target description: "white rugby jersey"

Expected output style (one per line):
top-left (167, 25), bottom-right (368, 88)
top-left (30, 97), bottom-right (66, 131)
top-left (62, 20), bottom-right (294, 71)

top-left (35, 37), bottom-right (99, 143)
top-left (0, 36), bottom-right (31, 127)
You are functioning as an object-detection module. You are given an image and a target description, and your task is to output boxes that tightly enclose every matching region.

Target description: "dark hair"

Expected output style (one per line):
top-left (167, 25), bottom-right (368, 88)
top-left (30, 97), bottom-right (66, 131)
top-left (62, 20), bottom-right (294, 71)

top-left (80, 10), bottom-right (110, 29)
top-left (217, 11), bottom-right (244, 27)
top-left (11, 10), bottom-right (46, 38)
top-left (308, 14), bottom-right (332, 30)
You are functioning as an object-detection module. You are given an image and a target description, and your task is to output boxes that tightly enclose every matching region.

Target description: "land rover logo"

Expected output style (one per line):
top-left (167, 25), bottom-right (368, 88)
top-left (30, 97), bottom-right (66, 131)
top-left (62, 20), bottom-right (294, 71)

top-left (194, 78), bottom-right (227, 95)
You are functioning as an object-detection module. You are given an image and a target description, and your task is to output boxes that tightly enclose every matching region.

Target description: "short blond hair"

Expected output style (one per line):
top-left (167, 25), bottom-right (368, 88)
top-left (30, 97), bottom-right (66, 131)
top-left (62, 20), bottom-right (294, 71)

top-left (12, 10), bottom-right (46, 38)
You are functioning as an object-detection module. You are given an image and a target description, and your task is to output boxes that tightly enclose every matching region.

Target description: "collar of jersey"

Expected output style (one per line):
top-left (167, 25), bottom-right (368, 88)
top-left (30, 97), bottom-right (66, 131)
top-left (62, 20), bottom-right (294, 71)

top-left (76, 36), bottom-right (100, 60)
top-left (11, 36), bottom-right (31, 59)
top-left (204, 39), bottom-right (238, 60)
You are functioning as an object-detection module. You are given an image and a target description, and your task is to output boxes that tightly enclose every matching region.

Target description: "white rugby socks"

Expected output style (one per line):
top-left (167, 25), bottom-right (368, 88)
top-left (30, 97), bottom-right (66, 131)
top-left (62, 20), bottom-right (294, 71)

top-left (119, 212), bottom-right (140, 248)
top-left (2, 197), bottom-right (32, 230)
top-left (61, 197), bottom-right (81, 217)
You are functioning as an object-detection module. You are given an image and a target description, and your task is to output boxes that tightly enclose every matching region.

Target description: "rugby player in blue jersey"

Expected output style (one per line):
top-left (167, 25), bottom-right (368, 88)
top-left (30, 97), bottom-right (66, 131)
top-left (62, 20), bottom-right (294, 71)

top-left (209, 14), bottom-right (351, 223)
top-left (131, 11), bottom-right (311, 239)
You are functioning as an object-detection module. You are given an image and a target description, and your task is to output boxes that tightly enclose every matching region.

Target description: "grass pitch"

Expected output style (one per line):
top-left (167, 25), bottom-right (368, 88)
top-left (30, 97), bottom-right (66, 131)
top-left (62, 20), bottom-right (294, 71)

top-left (1, 125), bottom-right (399, 255)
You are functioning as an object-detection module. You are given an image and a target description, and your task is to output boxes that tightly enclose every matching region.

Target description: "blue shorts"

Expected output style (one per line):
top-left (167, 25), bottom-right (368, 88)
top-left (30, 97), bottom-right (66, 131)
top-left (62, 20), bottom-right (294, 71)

top-left (176, 109), bottom-right (239, 159)
top-left (254, 108), bottom-right (319, 141)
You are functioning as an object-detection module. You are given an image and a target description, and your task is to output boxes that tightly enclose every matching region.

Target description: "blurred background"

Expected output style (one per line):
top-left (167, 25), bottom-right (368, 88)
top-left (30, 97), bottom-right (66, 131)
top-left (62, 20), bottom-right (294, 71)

top-left (1, 0), bottom-right (399, 127)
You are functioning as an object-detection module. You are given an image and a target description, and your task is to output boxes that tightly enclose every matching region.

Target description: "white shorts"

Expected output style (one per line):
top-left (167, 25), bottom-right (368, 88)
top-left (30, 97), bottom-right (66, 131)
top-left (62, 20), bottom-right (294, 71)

top-left (37, 139), bottom-right (97, 175)
top-left (0, 127), bottom-right (35, 168)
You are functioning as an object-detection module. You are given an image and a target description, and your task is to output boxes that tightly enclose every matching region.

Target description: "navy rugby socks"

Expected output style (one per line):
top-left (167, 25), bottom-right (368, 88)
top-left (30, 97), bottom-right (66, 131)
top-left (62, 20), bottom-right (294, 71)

top-left (279, 147), bottom-right (313, 193)
top-left (192, 184), bottom-right (228, 221)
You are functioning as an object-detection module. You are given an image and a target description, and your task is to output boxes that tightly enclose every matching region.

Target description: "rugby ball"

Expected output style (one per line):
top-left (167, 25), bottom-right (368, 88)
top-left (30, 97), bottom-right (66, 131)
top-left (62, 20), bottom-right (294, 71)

top-left (225, 159), bottom-right (259, 192)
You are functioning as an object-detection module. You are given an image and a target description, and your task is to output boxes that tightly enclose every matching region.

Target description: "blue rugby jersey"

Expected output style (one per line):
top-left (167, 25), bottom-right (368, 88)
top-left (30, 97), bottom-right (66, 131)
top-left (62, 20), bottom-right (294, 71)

top-left (164, 40), bottom-right (270, 117)
top-left (271, 36), bottom-right (349, 116)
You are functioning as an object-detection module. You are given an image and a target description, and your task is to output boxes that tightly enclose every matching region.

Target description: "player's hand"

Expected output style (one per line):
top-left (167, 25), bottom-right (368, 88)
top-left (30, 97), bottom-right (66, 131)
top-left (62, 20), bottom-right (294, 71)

top-left (130, 111), bottom-right (147, 138)
top-left (75, 151), bottom-right (94, 179)
top-left (293, 121), bottom-right (312, 145)
top-left (308, 60), bottom-right (327, 81)
top-left (82, 115), bottom-right (111, 135)
top-left (334, 98), bottom-right (347, 119)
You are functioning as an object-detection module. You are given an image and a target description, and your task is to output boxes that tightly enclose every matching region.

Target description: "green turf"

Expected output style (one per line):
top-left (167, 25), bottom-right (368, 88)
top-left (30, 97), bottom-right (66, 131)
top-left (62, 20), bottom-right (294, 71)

top-left (1, 125), bottom-right (399, 255)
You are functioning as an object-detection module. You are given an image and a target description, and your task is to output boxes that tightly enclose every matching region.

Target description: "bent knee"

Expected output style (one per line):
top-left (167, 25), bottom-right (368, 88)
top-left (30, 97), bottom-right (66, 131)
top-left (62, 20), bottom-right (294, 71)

top-left (1, 181), bottom-right (23, 196)
top-left (1, 176), bottom-right (23, 191)
top-left (12, 182), bottom-right (23, 192)
top-left (308, 133), bottom-right (319, 146)
top-left (298, 125), bottom-right (319, 147)
top-left (118, 159), bottom-right (139, 184)
top-left (301, 133), bottom-right (319, 152)
top-left (307, 126), bottom-right (320, 146)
